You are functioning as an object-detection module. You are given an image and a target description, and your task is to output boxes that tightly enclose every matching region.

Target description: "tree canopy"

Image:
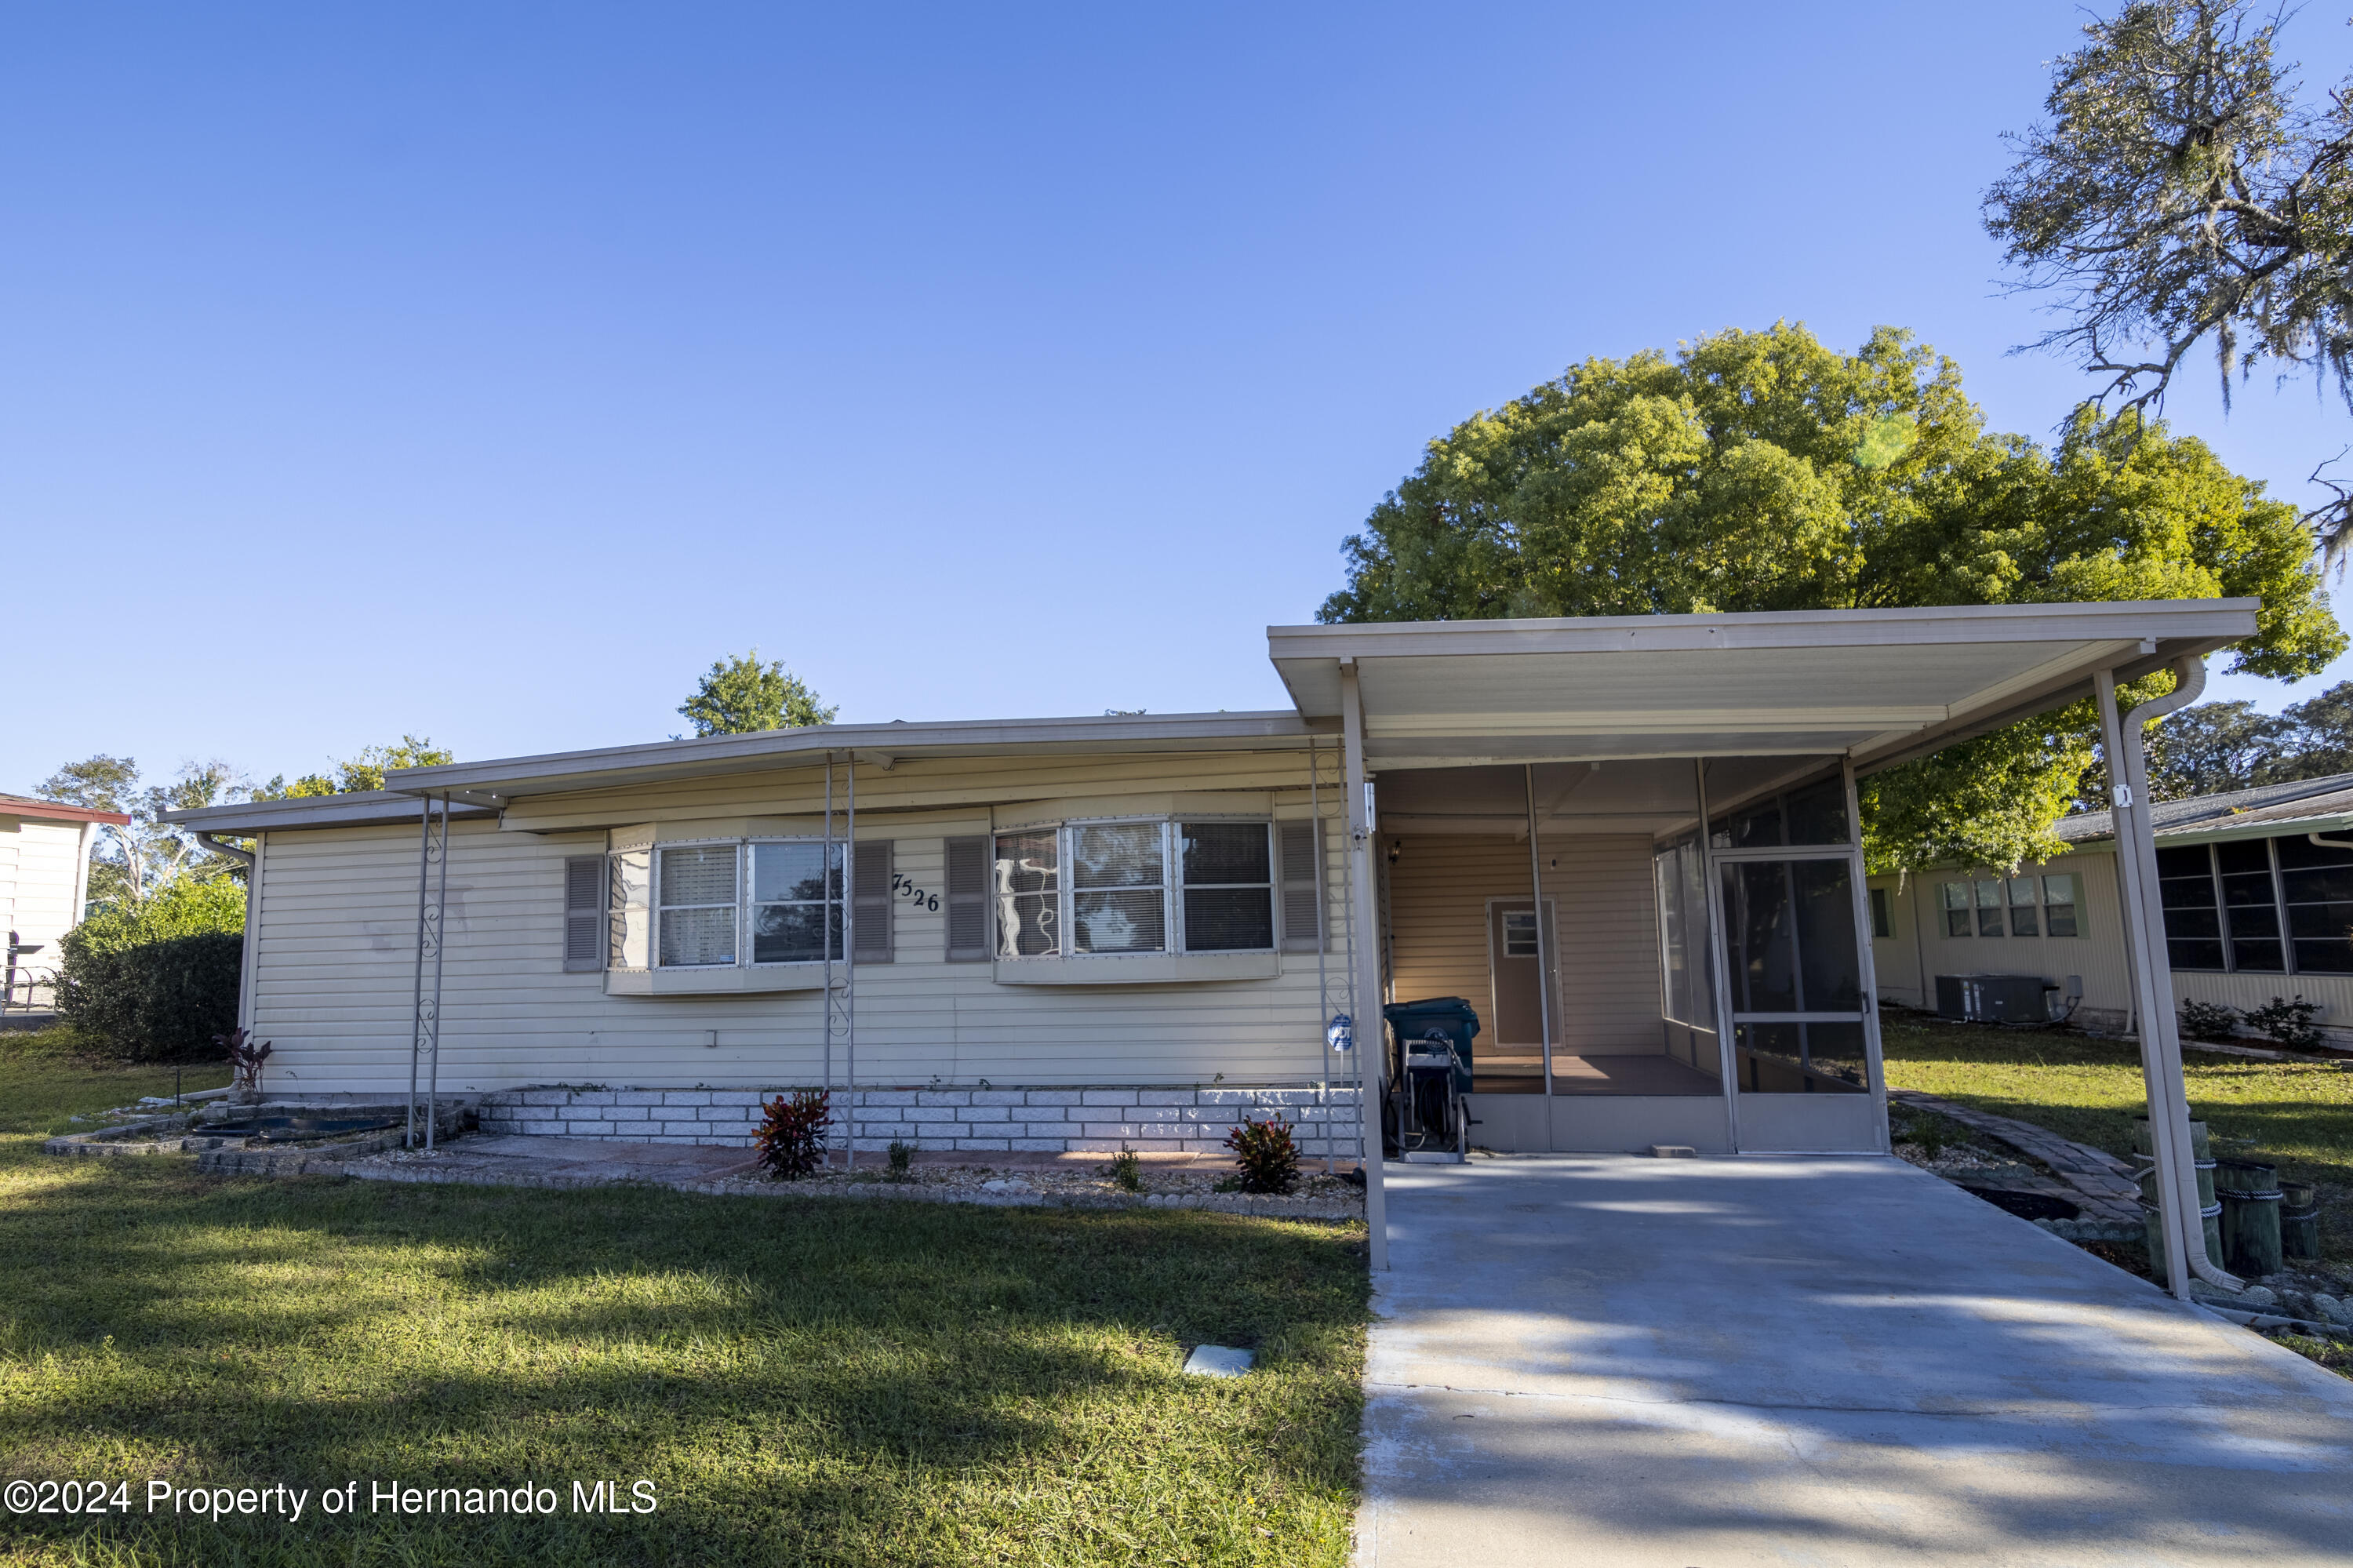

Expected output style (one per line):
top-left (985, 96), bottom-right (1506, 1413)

top-left (2147, 678), bottom-right (2353, 799)
top-left (258, 735), bottom-right (453, 798)
top-left (677, 652), bottom-right (836, 737)
top-left (36, 755), bottom-right (252, 901)
top-left (1982, 0), bottom-right (2353, 550)
top-left (1319, 322), bottom-right (2345, 872)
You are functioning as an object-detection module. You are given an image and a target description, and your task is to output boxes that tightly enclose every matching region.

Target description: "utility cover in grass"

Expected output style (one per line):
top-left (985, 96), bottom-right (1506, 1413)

top-left (1184, 1344), bottom-right (1253, 1377)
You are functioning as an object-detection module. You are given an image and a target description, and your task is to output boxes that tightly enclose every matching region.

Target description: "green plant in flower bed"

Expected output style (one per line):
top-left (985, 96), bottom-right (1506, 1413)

top-left (2179, 999), bottom-right (2240, 1043)
top-left (2243, 995), bottom-right (2326, 1051)
top-left (0, 1047), bottom-right (1369, 1566)
top-left (1226, 1115), bottom-right (1300, 1195)
top-left (755, 1087), bottom-right (831, 1178)
top-left (1104, 1143), bottom-right (1144, 1192)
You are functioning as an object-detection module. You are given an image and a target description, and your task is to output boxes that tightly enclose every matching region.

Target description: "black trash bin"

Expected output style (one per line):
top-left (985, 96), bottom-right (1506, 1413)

top-left (1382, 997), bottom-right (1480, 1093)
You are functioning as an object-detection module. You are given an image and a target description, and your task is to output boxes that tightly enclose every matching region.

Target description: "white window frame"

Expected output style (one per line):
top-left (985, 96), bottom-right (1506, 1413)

top-left (991, 817), bottom-right (1279, 962)
top-left (746, 837), bottom-right (846, 968)
top-left (654, 838), bottom-right (742, 970)
top-left (653, 838), bottom-right (849, 970)
top-left (1936, 872), bottom-right (2083, 940)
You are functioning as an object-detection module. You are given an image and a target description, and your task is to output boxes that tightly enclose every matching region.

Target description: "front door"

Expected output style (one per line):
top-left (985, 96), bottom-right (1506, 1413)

top-left (1486, 899), bottom-right (1559, 1046)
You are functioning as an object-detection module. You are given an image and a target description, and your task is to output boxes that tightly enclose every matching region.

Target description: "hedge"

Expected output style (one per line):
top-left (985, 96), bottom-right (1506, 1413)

top-left (56, 878), bottom-right (245, 1061)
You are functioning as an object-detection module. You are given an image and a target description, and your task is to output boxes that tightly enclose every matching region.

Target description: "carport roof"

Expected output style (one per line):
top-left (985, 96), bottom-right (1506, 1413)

top-left (1267, 599), bottom-right (2257, 770)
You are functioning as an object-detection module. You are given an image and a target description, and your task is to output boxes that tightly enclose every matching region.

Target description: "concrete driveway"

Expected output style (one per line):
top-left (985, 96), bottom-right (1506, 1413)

top-left (1360, 1155), bottom-right (2353, 1566)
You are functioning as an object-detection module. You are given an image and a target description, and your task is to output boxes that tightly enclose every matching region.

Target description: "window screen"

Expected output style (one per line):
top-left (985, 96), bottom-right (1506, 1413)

top-left (1973, 879), bottom-right (2006, 938)
top-left (2275, 831), bottom-right (2353, 973)
top-left (1181, 821), bottom-right (1273, 951)
top-left (2156, 844), bottom-right (2224, 971)
top-left (2217, 838), bottom-right (2286, 973)
top-left (1940, 881), bottom-right (1971, 937)
top-left (1073, 822), bottom-right (1165, 953)
top-left (2042, 873), bottom-right (2081, 937)
top-left (751, 842), bottom-right (841, 964)
top-left (994, 830), bottom-right (1061, 957)
top-left (2007, 876), bottom-right (2039, 937)
top-left (658, 845), bottom-right (738, 967)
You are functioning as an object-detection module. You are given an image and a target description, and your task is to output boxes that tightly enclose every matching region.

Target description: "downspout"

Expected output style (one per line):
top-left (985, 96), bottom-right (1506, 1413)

top-left (2100, 657), bottom-right (2243, 1298)
top-left (195, 832), bottom-right (255, 871)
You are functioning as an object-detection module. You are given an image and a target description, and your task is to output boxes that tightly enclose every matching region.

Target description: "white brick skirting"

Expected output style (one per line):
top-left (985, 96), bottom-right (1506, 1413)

top-left (476, 1083), bottom-right (1366, 1157)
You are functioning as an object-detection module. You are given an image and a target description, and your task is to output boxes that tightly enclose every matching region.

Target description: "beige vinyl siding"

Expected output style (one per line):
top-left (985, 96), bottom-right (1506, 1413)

top-left (246, 762), bottom-right (1357, 1096)
top-left (1871, 850), bottom-right (2133, 1029)
top-left (1871, 845), bottom-right (2353, 1043)
top-left (1387, 833), bottom-right (1664, 1053)
top-left (1, 817), bottom-right (93, 1004)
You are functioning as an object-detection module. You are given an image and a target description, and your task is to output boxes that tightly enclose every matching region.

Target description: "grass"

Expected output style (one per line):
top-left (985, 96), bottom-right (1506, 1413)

top-left (1879, 1013), bottom-right (2353, 1271)
top-left (0, 1031), bottom-right (1369, 1566)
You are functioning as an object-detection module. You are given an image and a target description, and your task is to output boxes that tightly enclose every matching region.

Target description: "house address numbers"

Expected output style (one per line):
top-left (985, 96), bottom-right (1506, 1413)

top-left (890, 873), bottom-right (940, 912)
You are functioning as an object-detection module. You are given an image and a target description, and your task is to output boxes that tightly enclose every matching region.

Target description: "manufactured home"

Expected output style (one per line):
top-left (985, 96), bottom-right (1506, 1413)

top-left (1, 791), bottom-right (127, 1020)
top-left (169, 600), bottom-right (2255, 1196)
top-left (1870, 771), bottom-right (2353, 1046)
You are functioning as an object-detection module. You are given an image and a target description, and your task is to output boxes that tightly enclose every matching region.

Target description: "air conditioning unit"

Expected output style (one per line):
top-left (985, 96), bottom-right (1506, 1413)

top-left (1934, 973), bottom-right (2051, 1024)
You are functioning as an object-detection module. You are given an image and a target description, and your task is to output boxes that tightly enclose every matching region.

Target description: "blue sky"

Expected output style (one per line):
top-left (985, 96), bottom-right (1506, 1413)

top-left (9, 2), bottom-right (2353, 794)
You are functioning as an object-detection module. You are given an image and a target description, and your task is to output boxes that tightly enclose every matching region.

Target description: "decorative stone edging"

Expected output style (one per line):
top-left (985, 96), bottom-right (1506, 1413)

top-left (326, 1154), bottom-right (1362, 1219)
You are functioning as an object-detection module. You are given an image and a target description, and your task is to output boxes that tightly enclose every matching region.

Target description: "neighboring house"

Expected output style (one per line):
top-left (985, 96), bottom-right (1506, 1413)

top-left (1868, 771), bottom-right (2353, 1046)
top-left (163, 600), bottom-right (2251, 1180)
top-left (0, 791), bottom-right (131, 1015)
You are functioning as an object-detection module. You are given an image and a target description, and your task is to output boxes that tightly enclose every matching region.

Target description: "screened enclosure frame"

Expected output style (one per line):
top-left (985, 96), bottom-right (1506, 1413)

top-left (1691, 759), bottom-right (1889, 1151)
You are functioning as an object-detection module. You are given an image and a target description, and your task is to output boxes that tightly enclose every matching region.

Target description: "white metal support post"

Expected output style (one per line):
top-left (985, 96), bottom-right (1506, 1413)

top-left (1524, 765), bottom-right (1556, 1119)
top-left (1693, 759), bottom-right (1742, 1152)
top-left (406, 794), bottom-right (450, 1151)
top-left (842, 755), bottom-right (857, 1170)
top-left (1340, 660), bottom-right (1389, 1270)
top-left (2096, 661), bottom-right (2242, 1300)
top-left (1841, 761), bottom-right (1892, 1153)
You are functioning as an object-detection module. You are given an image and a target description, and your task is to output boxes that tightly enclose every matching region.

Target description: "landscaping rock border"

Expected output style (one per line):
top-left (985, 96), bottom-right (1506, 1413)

top-left (1889, 1087), bottom-right (2144, 1223)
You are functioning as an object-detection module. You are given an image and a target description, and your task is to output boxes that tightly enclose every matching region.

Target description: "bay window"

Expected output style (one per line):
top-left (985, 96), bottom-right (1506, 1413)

top-left (652, 839), bottom-right (846, 969)
top-left (992, 819), bottom-right (1280, 959)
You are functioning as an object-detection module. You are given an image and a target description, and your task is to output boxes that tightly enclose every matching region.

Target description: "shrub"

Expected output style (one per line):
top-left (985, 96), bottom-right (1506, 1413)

top-left (56, 879), bottom-right (245, 1061)
top-left (2242, 995), bottom-right (2326, 1050)
top-left (886, 1140), bottom-right (914, 1182)
top-left (755, 1089), bottom-right (831, 1179)
top-left (1224, 1115), bottom-right (1300, 1195)
top-left (2179, 999), bottom-right (2240, 1042)
top-left (218, 1028), bottom-right (275, 1094)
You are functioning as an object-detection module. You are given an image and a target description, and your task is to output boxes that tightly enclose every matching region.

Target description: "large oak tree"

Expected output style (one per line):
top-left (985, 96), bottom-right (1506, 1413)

top-left (1319, 322), bottom-right (2344, 872)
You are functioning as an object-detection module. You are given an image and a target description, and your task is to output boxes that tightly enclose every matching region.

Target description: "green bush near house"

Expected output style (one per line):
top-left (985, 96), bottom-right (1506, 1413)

top-left (55, 878), bottom-right (244, 1062)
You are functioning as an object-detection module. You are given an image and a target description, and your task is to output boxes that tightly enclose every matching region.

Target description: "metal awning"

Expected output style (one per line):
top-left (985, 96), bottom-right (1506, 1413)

top-left (1267, 600), bottom-right (2258, 770)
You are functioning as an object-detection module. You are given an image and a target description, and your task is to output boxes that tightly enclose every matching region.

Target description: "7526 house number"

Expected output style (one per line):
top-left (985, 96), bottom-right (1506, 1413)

top-left (890, 874), bottom-right (940, 912)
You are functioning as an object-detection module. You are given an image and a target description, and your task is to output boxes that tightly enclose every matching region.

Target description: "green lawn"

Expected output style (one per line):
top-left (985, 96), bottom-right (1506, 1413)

top-left (1879, 1014), bottom-right (2353, 1269)
top-left (0, 1034), bottom-right (1369, 1567)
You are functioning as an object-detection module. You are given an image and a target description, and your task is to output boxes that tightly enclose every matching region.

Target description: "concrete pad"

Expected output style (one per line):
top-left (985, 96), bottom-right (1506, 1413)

top-left (1361, 1155), bottom-right (2353, 1567)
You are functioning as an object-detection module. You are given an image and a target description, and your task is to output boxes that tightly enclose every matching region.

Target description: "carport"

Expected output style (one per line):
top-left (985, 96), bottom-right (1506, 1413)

top-left (1267, 599), bottom-right (2260, 1301)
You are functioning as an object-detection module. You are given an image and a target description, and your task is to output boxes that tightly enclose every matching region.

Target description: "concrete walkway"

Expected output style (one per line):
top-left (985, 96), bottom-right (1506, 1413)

top-left (1360, 1155), bottom-right (2353, 1566)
